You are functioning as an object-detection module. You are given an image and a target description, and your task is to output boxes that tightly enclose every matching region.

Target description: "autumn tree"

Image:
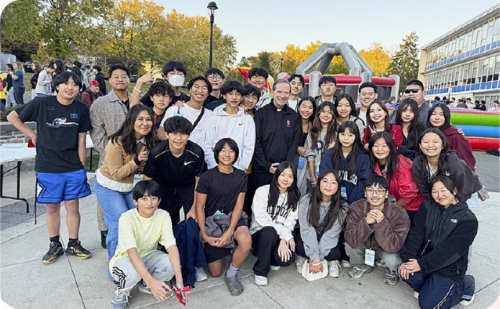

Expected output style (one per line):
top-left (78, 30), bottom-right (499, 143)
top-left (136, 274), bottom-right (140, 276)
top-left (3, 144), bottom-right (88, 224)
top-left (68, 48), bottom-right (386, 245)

top-left (359, 43), bottom-right (391, 76)
top-left (388, 32), bottom-right (420, 94)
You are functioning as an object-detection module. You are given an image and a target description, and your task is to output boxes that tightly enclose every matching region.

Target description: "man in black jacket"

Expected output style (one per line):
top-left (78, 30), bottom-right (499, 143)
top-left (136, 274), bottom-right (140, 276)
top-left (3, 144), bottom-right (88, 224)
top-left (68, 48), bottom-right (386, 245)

top-left (244, 79), bottom-right (301, 217)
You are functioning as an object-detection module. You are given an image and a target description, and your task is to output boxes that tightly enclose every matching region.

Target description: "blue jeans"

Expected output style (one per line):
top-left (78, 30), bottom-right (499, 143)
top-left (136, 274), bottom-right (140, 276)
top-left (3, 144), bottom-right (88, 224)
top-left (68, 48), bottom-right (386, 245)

top-left (94, 177), bottom-right (136, 260)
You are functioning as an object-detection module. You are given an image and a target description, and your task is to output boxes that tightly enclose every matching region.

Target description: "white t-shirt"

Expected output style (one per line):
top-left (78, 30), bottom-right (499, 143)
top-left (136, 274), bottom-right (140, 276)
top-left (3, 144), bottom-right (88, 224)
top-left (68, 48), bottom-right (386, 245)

top-left (358, 110), bottom-right (367, 125)
top-left (288, 99), bottom-right (298, 111)
top-left (160, 104), bottom-right (212, 148)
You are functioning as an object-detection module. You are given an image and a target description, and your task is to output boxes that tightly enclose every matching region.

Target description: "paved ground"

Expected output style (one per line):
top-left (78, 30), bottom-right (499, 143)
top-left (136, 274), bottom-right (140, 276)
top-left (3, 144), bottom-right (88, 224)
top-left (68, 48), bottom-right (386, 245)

top-left (0, 152), bottom-right (499, 309)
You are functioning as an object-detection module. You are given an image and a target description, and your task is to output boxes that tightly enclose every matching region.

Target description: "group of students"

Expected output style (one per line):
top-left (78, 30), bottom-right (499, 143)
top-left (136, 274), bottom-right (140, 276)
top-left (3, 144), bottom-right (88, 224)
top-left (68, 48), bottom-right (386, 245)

top-left (6, 61), bottom-right (486, 309)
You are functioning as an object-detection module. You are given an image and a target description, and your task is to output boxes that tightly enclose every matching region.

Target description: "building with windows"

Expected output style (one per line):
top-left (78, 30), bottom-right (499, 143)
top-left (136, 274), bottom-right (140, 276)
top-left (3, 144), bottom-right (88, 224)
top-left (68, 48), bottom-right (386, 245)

top-left (419, 4), bottom-right (500, 108)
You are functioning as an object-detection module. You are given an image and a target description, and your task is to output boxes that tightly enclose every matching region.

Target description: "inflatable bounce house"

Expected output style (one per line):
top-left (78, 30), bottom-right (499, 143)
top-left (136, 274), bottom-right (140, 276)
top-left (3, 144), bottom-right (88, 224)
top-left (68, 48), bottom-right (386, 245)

top-left (238, 42), bottom-right (500, 150)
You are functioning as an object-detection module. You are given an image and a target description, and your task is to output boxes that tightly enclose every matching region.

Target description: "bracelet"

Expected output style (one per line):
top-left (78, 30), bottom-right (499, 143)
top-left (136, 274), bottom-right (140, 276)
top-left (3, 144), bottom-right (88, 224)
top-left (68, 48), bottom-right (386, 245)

top-left (133, 87), bottom-right (142, 93)
top-left (312, 261), bottom-right (321, 266)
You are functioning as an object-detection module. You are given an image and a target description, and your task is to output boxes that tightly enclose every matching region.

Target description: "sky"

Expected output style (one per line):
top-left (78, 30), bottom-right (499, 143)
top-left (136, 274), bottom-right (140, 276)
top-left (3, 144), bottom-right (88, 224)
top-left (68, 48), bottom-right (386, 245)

top-left (1, 0), bottom-right (498, 63)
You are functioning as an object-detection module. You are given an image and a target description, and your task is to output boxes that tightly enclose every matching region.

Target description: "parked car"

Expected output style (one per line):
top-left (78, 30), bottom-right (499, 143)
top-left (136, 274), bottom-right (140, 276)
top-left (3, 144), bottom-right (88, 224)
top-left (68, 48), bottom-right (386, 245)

top-left (130, 74), bottom-right (138, 83)
top-left (23, 61), bottom-right (33, 72)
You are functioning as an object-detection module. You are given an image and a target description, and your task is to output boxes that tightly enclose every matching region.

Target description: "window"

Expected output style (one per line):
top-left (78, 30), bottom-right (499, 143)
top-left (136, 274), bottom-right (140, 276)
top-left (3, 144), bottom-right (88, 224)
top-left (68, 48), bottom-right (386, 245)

top-left (466, 30), bottom-right (473, 52)
top-left (454, 67), bottom-right (460, 85)
top-left (493, 18), bottom-right (500, 42)
top-left (472, 28), bottom-right (478, 50)
top-left (493, 56), bottom-right (500, 81)
top-left (471, 61), bottom-right (478, 84)
top-left (481, 59), bottom-right (489, 83)
top-left (488, 56), bottom-right (495, 81)
top-left (487, 19), bottom-right (495, 44)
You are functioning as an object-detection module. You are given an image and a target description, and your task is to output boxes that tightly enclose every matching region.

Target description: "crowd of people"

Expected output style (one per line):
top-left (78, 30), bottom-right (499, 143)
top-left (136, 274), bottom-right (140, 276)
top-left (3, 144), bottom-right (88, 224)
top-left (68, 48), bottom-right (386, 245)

top-left (6, 60), bottom-right (488, 309)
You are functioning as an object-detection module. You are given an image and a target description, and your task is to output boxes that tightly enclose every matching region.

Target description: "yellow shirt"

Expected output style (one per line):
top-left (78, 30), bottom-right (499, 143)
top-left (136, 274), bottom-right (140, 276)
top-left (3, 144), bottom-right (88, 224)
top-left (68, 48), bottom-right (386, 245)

top-left (109, 208), bottom-right (176, 270)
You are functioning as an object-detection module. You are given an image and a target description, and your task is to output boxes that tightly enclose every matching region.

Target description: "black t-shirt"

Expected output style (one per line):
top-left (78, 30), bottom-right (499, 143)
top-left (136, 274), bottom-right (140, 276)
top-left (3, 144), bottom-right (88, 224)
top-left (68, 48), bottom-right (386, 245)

top-left (196, 167), bottom-right (248, 217)
top-left (16, 96), bottom-right (92, 173)
top-left (141, 92), bottom-right (191, 109)
top-left (143, 140), bottom-right (206, 188)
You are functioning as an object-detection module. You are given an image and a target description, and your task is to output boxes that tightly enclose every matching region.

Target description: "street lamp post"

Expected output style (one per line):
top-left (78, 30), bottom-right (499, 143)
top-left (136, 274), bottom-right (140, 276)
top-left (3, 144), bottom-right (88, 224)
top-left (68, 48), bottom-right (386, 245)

top-left (207, 2), bottom-right (218, 69)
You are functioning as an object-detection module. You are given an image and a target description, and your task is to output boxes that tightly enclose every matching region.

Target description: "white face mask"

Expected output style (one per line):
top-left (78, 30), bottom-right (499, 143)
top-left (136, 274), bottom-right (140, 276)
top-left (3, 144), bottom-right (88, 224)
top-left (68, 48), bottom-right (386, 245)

top-left (168, 74), bottom-right (185, 87)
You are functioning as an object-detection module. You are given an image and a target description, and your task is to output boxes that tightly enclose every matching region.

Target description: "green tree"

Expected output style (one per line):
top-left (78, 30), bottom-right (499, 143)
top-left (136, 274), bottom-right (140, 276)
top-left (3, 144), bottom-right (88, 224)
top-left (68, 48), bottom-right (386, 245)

top-left (388, 32), bottom-right (420, 94)
top-left (359, 43), bottom-right (391, 76)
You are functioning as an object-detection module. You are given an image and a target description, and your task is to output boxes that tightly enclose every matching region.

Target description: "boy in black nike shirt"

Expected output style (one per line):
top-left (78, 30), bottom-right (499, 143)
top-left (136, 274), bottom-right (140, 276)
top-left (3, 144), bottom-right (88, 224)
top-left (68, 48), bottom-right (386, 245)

top-left (143, 116), bottom-right (207, 226)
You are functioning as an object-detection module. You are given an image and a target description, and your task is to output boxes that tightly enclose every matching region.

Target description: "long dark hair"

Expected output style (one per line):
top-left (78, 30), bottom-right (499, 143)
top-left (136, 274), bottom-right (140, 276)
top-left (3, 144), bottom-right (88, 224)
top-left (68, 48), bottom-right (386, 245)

top-left (331, 121), bottom-right (366, 178)
top-left (307, 169), bottom-right (346, 231)
top-left (109, 105), bottom-right (156, 155)
top-left (414, 128), bottom-right (451, 184)
top-left (427, 103), bottom-right (452, 131)
top-left (298, 96), bottom-right (317, 124)
top-left (334, 93), bottom-right (363, 126)
top-left (366, 101), bottom-right (390, 140)
top-left (310, 101), bottom-right (336, 151)
top-left (268, 161), bottom-right (300, 212)
top-left (394, 98), bottom-right (425, 150)
top-left (368, 132), bottom-right (399, 179)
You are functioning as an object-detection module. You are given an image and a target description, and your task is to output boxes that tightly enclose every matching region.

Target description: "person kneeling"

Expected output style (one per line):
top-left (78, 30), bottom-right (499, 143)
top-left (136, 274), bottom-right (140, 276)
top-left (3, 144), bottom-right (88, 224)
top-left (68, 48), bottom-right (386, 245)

top-left (249, 161), bottom-right (300, 286)
top-left (399, 176), bottom-right (478, 309)
top-left (344, 175), bottom-right (410, 285)
top-left (109, 180), bottom-right (186, 309)
top-left (195, 138), bottom-right (252, 296)
top-left (295, 169), bottom-right (348, 278)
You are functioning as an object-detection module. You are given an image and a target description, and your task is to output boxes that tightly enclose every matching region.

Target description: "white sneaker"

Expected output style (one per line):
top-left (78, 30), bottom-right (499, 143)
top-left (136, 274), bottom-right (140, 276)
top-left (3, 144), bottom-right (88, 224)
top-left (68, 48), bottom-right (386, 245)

top-left (296, 256), bottom-right (306, 273)
top-left (414, 291), bottom-right (419, 299)
top-left (341, 260), bottom-right (352, 268)
top-left (329, 260), bottom-right (341, 277)
top-left (270, 265), bottom-right (281, 271)
top-left (254, 275), bottom-right (268, 286)
top-left (459, 295), bottom-right (474, 306)
top-left (195, 267), bottom-right (208, 282)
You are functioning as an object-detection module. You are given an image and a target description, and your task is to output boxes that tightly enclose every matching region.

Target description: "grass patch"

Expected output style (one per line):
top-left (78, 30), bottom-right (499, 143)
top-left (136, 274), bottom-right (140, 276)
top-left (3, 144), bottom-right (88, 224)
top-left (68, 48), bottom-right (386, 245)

top-left (86, 153), bottom-right (100, 172)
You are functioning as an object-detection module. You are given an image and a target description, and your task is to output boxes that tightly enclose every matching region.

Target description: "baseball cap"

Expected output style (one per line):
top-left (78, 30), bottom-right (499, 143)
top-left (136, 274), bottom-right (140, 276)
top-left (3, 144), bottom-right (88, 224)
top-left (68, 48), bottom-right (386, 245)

top-left (90, 80), bottom-right (99, 87)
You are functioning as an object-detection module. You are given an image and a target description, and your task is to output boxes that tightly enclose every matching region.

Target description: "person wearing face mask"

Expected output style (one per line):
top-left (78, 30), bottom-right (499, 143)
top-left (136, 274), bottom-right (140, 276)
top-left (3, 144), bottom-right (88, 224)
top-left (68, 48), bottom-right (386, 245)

top-left (131, 61), bottom-right (190, 108)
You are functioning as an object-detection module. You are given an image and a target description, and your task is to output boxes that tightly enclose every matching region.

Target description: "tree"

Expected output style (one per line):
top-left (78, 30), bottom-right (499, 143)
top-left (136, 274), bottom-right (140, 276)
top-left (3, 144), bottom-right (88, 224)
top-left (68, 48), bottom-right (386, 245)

top-left (359, 43), bottom-right (391, 76)
top-left (388, 32), bottom-right (420, 94)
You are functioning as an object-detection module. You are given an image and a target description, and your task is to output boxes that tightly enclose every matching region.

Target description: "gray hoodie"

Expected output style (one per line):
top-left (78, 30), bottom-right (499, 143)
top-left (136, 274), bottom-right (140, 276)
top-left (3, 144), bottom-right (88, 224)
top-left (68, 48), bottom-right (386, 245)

top-left (298, 193), bottom-right (348, 261)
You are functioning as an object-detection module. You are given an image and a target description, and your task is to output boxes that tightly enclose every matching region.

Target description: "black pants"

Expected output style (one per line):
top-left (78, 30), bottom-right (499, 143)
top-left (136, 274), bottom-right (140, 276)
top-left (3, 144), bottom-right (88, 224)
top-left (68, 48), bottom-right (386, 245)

top-left (159, 183), bottom-right (195, 227)
top-left (251, 227), bottom-right (296, 276)
top-left (406, 210), bottom-right (417, 227)
top-left (244, 172), bottom-right (273, 219)
top-left (294, 228), bottom-right (341, 261)
top-left (13, 87), bottom-right (25, 105)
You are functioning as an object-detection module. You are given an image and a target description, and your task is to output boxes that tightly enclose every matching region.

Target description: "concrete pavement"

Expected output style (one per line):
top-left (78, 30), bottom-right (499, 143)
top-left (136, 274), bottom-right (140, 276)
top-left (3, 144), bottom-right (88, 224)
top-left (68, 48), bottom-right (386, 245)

top-left (0, 168), bottom-right (499, 309)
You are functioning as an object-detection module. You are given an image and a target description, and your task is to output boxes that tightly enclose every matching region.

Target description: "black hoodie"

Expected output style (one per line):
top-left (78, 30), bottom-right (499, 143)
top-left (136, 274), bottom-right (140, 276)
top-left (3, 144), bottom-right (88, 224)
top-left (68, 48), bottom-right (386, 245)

top-left (400, 199), bottom-right (478, 284)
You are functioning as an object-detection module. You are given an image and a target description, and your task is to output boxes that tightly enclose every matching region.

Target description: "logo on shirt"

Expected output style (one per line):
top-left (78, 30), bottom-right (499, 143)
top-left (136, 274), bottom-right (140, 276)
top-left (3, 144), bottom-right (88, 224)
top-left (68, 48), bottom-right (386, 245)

top-left (286, 120), bottom-right (291, 128)
top-left (238, 123), bottom-right (244, 126)
top-left (46, 117), bottom-right (78, 128)
top-left (70, 113), bottom-right (79, 119)
top-left (47, 106), bottom-right (56, 111)
top-left (184, 161), bottom-right (194, 166)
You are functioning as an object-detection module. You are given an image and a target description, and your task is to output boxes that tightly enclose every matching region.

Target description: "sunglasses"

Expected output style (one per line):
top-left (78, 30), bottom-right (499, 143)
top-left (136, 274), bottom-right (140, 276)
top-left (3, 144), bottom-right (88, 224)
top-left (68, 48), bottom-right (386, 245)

top-left (404, 89), bottom-right (421, 94)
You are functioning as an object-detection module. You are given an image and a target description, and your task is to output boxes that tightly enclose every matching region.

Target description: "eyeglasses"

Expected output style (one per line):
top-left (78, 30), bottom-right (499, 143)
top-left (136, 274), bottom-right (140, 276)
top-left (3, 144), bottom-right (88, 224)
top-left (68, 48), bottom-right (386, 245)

top-left (404, 88), bottom-right (421, 94)
top-left (366, 189), bottom-right (386, 195)
top-left (207, 75), bottom-right (222, 81)
top-left (192, 84), bottom-right (208, 91)
top-left (111, 75), bottom-right (129, 80)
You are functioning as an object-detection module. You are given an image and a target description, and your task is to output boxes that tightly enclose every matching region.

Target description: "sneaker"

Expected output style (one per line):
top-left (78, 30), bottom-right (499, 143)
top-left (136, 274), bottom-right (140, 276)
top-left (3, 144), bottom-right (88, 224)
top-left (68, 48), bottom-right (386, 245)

top-left (66, 240), bottom-right (92, 260)
top-left (110, 290), bottom-right (130, 309)
top-left (138, 280), bottom-right (153, 294)
top-left (375, 260), bottom-right (384, 267)
top-left (296, 256), bottom-right (306, 273)
top-left (270, 265), bottom-right (281, 271)
top-left (348, 265), bottom-right (374, 279)
top-left (341, 260), bottom-right (352, 268)
top-left (224, 274), bottom-right (244, 296)
top-left (459, 295), bottom-right (474, 306)
top-left (329, 260), bottom-right (341, 278)
top-left (42, 241), bottom-right (64, 264)
top-left (383, 272), bottom-right (399, 285)
top-left (195, 267), bottom-right (208, 282)
top-left (101, 231), bottom-right (108, 249)
top-left (414, 291), bottom-right (419, 299)
top-left (254, 275), bottom-right (268, 286)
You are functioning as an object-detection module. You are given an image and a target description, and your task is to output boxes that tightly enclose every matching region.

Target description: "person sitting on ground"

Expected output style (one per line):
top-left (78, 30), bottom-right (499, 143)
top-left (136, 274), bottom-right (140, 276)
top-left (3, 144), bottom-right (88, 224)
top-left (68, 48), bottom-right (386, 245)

top-left (195, 138), bottom-right (252, 296)
top-left (344, 175), bottom-right (410, 285)
top-left (295, 169), bottom-right (348, 278)
top-left (109, 180), bottom-right (186, 309)
top-left (249, 161), bottom-right (300, 286)
top-left (399, 176), bottom-right (477, 309)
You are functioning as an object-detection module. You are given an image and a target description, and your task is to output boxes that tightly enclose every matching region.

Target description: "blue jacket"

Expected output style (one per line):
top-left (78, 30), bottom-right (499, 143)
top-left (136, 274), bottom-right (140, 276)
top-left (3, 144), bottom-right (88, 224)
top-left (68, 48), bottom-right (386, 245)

top-left (173, 218), bottom-right (207, 287)
top-left (319, 149), bottom-right (373, 204)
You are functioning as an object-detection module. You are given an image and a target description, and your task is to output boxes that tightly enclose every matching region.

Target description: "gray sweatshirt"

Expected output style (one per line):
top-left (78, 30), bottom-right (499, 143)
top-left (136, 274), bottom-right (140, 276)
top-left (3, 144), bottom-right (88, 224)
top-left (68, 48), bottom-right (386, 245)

top-left (298, 193), bottom-right (348, 261)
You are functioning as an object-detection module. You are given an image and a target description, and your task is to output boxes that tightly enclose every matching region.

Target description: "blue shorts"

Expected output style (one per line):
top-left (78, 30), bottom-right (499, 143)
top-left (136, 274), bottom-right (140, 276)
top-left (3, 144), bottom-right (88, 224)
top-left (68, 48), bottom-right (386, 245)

top-left (36, 169), bottom-right (91, 204)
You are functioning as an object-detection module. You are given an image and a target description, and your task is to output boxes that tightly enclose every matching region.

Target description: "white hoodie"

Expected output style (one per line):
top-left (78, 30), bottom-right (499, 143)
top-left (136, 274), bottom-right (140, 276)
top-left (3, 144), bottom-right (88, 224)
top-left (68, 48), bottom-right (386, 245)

top-left (204, 104), bottom-right (256, 171)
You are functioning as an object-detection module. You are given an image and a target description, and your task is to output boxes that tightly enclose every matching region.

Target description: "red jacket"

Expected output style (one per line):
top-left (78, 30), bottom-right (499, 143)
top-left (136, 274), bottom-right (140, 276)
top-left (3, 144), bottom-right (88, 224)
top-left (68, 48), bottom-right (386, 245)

top-left (364, 124), bottom-right (403, 147)
top-left (373, 156), bottom-right (425, 212)
top-left (81, 89), bottom-right (103, 109)
top-left (443, 126), bottom-right (476, 171)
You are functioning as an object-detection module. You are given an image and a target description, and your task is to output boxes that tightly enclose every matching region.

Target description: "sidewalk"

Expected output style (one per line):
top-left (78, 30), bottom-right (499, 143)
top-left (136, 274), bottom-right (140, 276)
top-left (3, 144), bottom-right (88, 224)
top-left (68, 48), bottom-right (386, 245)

top-left (0, 170), bottom-right (499, 309)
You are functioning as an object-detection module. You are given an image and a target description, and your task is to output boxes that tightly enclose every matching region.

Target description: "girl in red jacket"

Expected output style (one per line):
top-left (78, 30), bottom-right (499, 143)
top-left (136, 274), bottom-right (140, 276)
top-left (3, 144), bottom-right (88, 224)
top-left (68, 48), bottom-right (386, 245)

top-left (363, 101), bottom-right (403, 148)
top-left (368, 132), bottom-right (425, 224)
top-left (426, 103), bottom-right (476, 171)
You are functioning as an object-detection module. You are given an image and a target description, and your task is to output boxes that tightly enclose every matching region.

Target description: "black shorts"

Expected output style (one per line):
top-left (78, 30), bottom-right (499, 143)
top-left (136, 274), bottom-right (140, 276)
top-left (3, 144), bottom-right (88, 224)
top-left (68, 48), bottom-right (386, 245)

top-left (203, 219), bottom-right (247, 263)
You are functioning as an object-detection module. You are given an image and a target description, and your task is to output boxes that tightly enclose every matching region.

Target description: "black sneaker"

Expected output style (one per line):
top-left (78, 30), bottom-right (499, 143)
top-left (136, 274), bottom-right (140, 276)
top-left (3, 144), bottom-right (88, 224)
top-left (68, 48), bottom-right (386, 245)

top-left (42, 241), bottom-right (64, 264)
top-left (101, 231), bottom-right (108, 249)
top-left (66, 240), bottom-right (92, 260)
